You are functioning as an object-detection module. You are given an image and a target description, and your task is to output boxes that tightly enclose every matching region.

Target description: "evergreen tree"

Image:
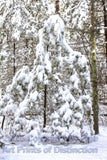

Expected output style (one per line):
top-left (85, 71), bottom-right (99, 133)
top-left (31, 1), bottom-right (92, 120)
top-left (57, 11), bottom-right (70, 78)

top-left (0, 14), bottom-right (94, 143)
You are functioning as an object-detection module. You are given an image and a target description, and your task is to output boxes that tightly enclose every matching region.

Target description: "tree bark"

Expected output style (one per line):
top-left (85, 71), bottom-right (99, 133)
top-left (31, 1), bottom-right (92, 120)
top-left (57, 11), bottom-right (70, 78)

top-left (1, 115), bottom-right (5, 130)
top-left (91, 0), bottom-right (99, 134)
top-left (43, 85), bottom-right (47, 128)
top-left (13, 43), bottom-right (16, 75)
top-left (55, 0), bottom-right (60, 14)
top-left (102, 0), bottom-right (107, 61)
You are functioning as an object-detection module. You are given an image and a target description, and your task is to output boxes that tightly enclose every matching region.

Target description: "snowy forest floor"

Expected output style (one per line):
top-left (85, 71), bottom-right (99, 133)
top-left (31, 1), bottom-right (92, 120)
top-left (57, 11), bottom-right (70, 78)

top-left (0, 125), bottom-right (107, 160)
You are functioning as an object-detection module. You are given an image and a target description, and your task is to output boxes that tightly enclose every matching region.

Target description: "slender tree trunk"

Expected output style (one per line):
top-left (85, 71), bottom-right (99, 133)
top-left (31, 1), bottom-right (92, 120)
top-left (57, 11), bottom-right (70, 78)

top-left (55, 0), bottom-right (60, 14)
top-left (91, 0), bottom-right (99, 134)
top-left (1, 115), bottom-right (5, 130)
top-left (13, 43), bottom-right (16, 75)
top-left (43, 85), bottom-right (47, 128)
top-left (102, 0), bottom-right (107, 61)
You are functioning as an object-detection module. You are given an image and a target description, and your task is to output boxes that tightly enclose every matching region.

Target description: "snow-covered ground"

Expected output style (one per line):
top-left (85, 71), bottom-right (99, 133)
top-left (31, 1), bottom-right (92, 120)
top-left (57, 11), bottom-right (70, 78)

top-left (0, 126), bottom-right (107, 160)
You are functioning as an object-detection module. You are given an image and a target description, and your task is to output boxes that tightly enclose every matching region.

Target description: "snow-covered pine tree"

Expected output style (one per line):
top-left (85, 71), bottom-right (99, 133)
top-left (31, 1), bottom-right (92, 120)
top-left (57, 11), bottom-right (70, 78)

top-left (0, 14), bottom-right (94, 143)
top-left (40, 14), bottom-right (94, 140)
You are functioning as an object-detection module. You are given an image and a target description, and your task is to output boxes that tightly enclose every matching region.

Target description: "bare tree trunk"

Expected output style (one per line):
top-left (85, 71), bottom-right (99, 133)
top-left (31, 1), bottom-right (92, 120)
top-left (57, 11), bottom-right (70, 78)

top-left (43, 85), bottom-right (47, 128)
top-left (13, 43), bottom-right (16, 75)
top-left (55, 0), bottom-right (60, 14)
top-left (1, 115), bottom-right (5, 130)
top-left (91, 0), bottom-right (99, 134)
top-left (102, 0), bottom-right (107, 61)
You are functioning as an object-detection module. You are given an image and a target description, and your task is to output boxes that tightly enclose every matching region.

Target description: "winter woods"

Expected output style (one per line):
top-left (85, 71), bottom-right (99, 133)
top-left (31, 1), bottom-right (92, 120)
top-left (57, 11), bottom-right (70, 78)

top-left (0, 0), bottom-right (107, 145)
top-left (0, 14), bottom-right (94, 143)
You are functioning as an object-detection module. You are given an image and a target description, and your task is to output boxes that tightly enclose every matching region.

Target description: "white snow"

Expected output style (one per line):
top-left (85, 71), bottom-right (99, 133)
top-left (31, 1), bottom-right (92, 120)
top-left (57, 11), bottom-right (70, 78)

top-left (30, 91), bottom-right (38, 102)
top-left (63, 109), bottom-right (73, 122)
top-left (11, 9), bottom-right (22, 27)
top-left (13, 29), bottom-right (21, 41)
top-left (0, 126), bottom-right (107, 160)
